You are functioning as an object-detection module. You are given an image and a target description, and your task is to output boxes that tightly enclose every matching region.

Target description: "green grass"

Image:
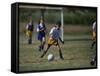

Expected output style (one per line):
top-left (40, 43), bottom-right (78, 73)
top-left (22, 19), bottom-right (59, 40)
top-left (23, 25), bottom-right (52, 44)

top-left (19, 34), bottom-right (96, 72)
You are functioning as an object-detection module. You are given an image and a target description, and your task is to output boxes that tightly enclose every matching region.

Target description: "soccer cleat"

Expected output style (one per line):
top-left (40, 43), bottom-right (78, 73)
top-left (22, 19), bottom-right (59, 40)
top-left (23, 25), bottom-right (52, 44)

top-left (40, 50), bottom-right (47, 58)
top-left (90, 57), bottom-right (96, 66)
top-left (40, 54), bottom-right (44, 58)
top-left (60, 56), bottom-right (64, 60)
top-left (90, 60), bottom-right (95, 65)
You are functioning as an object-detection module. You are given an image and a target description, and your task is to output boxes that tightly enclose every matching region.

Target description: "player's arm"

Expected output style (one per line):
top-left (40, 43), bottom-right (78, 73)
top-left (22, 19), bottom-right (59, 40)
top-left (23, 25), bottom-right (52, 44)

top-left (37, 25), bottom-right (43, 32)
top-left (58, 29), bottom-right (64, 44)
top-left (59, 37), bottom-right (64, 44)
top-left (40, 24), bottom-right (46, 32)
top-left (37, 26), bottom-right (45, 32)
top-left (39, 28), bottom-right (45, 32)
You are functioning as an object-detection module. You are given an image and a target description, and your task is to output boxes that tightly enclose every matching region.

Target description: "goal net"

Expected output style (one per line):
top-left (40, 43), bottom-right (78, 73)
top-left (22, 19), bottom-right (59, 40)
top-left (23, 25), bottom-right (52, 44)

top-left (19, 5), bottom-right (64, 43)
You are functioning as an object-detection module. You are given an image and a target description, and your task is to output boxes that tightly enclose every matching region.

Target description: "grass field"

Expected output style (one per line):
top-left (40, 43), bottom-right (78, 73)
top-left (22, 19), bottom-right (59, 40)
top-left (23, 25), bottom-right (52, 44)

top-left (19, 24), bottom-right (96, 72)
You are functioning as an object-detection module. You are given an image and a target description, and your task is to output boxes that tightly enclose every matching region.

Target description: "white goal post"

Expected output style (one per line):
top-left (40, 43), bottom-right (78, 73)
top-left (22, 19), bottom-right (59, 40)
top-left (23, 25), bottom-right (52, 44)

top-left (19, 5), bottom-right (64, 41)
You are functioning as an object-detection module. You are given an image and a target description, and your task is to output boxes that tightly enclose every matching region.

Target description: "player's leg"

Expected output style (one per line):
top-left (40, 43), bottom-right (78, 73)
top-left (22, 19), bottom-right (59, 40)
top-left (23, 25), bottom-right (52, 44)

top-left (91, 41), bottom-right (96, 49)
top-left (26, 31), bottom-right (32, 44)
top-left (28, 38), bottom-right (31, 44)
top-left (40, 37), bottom-right (54, 58)
top-left (57, 43), bottom-right (64, 60)
top-left (40, 37), bottom-right (45, 50)
top-left (29, 31), bottom-right (32, 44)
top-left (40, 44), bottom-right (51, 58)
top-left (38, 40), bottom-right (42, 51)
top-left (91, 31), bottom-right (96, 49)
top-left (39, 38), bottom-right (45, 51)
top-left (38, 35), bottom-right (43, 51)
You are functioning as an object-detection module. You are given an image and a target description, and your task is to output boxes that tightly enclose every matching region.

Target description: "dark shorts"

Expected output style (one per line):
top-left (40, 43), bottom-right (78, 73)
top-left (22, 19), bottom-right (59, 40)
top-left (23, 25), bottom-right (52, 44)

top-left (38, 32), bottom-right (45, 41)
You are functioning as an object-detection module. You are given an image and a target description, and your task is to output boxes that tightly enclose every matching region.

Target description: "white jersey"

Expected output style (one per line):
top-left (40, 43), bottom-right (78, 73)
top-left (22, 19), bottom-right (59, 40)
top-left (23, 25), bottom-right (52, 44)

top-left (50, 27), bottom-right (61, 40)
top-left (92, 21), bottom-right (96, 32)
top-left (26, 24), bottom-right (29, 30)
top-left (37, 23), bottom-right (44, 32)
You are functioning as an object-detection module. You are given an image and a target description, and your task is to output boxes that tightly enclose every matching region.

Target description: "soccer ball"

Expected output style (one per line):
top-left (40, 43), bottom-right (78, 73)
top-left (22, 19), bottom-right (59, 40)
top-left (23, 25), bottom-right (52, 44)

top-left (47, 54), bottom-right (54, 61)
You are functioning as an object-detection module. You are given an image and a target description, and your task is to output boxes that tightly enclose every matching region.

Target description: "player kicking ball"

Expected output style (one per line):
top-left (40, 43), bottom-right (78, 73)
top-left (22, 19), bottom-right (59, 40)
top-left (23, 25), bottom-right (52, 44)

top-left (40, 22), bottom-right (64, 60)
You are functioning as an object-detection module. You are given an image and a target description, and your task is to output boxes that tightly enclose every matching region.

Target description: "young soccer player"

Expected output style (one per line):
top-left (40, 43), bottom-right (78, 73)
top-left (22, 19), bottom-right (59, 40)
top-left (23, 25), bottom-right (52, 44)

top-left (26, 19), bottom-right (34, 44)
top-left (90, 21), bottom-right (96, 65)
top-left (40, 22), bottom-right (64, 60)
top-left (37, 19), bottom-right (46, 51)
top-left (91, 21), bottom-right (96, 49)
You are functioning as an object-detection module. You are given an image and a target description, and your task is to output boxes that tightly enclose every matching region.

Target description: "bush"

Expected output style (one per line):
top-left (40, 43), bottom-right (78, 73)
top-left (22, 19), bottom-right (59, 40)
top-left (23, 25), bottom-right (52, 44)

top-left (19, 8), bottom-right (96, 25)
top-left (64, 11), bottom-right (96, 25)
